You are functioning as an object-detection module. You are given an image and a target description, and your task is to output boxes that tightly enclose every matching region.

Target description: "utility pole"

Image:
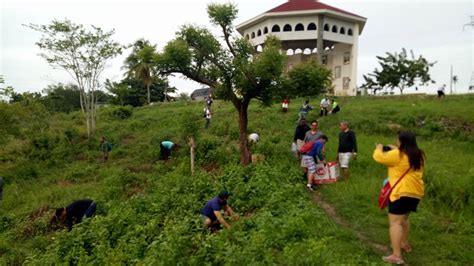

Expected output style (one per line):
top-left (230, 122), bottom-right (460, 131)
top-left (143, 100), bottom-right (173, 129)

top-left (450, 65), bottom-right (453, 94)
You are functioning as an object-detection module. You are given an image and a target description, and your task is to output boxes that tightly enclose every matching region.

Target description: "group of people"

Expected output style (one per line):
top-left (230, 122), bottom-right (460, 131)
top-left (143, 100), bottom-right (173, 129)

top-left (293, 119), bottom-right (357, 191)
top-left (297, 97), bottom-right (340, 121)
top-left (53, 94), bottom-right (425, 265)
top-left (293, 113), bottom-right (425, 264)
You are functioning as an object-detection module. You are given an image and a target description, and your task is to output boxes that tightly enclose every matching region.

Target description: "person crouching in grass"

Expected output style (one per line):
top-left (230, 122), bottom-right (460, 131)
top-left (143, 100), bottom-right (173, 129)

top-left (200, 191), bottom-right (239, 232)
top-left (50, 199), bottom-right (96, 231)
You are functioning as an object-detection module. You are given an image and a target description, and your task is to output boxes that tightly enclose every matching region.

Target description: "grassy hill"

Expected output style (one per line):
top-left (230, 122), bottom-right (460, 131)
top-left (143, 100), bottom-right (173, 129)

top-left (0, 94), bottom-right (473, 264)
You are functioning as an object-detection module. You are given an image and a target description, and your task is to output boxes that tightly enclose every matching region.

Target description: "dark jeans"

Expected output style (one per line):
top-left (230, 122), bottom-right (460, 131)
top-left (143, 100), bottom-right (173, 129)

top-left (320, 108), bottom-right (328, 116)
top-left (160, 144), bottom-right (171, 160)
top-left (205, 118), bottom-right (211, 129)
top-left (85, 202), bottom-right (96, 218)
top-left (332, 106), bottom-right (340, 114)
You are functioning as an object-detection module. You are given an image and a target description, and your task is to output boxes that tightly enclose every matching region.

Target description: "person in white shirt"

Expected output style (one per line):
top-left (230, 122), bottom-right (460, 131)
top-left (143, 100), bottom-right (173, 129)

top-left (248, 133), bottom-right (260, 143)
top-left (437, 84), bottom-right (446, 99)
top-left (320, 97), bottom-right (330, 116)
top-left (204, 107), bottom-right (212, 129)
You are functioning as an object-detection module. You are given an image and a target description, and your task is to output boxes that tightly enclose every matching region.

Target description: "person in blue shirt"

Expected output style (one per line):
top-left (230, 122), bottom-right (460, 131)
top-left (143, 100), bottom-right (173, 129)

top-left (201, 191), bottom-right (238, 232)
top-left (160, 140), bottom-right (178, 161)
top-left (301, 135), bottom-right (328, 191)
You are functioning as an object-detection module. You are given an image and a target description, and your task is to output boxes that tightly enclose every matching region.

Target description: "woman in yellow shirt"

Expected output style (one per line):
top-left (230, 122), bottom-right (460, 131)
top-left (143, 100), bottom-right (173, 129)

top-left (373, 131), bottom-right (425, 265)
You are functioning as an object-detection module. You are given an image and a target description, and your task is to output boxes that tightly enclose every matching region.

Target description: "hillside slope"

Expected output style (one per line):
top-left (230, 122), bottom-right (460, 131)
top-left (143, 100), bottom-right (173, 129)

top-left (0, 94), bottom-right (473, 264)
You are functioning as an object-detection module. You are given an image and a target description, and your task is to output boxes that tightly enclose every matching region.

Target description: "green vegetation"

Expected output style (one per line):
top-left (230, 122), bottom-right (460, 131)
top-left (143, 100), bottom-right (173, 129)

top-left (0, 94), bottom-right (473, 264)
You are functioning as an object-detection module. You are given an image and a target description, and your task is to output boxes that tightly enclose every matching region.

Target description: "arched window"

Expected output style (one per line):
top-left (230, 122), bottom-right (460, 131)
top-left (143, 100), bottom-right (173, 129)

top-left (294, 48), bottom-right (303, 54)
top-left (245, 34), bottom-right (249, 40)
top-left (256, 45), bottom-right (263, 52)
top-left (251, 32), bottom-right (255, 39)
top-left (307, 23), bottom-right (317, 31)
top-left (286, 49), bottom-right (294, 56)
top-left (257, 29), bottom-right (262, 36)
top-left (271, 25), bottom-right (280, 32)
top-left (264, 27), bottom-right (268, 34)
top-left (340, 27), bottom-right (345, 34)
top-left (348, 29), bottom-right (353, 36)
top-left (303, 48), bottom-right (311, 55)
top-left (295, 23), bottom-right (304, 31)
top-left (283, 24), bottom-right (292, 32)
top-left (332, 25), bottom-right (338, 33)
top-left (324, 24), bottom-right (329, 31)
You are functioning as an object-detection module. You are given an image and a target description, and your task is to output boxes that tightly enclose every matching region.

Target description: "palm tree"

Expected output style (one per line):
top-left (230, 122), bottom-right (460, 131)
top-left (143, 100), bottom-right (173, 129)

top-left (452, 75), bottom-right (458, 93)
top-left (124, 39), bottom-right (157, 105)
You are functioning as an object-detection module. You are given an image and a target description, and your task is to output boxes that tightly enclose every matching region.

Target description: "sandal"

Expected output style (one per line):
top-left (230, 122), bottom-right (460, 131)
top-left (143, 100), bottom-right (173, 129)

top-left (401, 244), bottom-right (412, 253)
top-left (382, 255), bottom-right (404, 264)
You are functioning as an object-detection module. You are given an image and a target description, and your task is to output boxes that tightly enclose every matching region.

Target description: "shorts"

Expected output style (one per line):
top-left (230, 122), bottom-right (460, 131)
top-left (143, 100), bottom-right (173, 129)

top-left (296, 139), bottom-right (305, 151)
top-left (437, 91), bottom-right (445, 97)
top-left (338, 152), bottom-right (352, 168)
top-left (388, 197), bottom-right (420, 215)
top-left (302, 155), bottom-right (316, 173)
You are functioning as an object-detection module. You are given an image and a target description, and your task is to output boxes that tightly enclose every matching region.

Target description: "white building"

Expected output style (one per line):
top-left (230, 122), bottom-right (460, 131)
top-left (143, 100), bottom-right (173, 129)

top-left (236, 0), bottom-right (367, 96)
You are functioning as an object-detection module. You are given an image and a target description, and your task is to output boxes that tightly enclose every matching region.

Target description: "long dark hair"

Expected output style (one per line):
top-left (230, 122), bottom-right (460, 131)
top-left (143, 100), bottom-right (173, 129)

top-left (398, 131), bottom-right (425, 170)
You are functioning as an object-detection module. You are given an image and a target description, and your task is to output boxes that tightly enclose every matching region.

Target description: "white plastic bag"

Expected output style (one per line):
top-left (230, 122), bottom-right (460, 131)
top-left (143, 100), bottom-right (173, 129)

top-left (291, 142), bottom-right (298, 153)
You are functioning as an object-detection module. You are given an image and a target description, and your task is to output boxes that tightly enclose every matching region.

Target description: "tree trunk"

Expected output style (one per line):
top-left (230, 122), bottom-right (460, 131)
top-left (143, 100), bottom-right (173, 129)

top-left (189, 137), bottom-right (196, 176)
top-left (238, 103), bottom-right (251, 166)
top-left (147, 83), bottom-right (151, 105)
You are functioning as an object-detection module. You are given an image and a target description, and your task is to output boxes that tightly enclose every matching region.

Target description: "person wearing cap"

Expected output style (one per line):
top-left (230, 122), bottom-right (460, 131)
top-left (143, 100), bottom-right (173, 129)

top-left (50, 199), bottom-right (96, 231)
top-left (200, 191), bottom-right (238, 231)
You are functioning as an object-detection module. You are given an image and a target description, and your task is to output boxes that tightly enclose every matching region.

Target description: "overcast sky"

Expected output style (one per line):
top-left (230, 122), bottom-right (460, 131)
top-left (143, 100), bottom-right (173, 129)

top-left (1, 0), bottom-right (472, 96)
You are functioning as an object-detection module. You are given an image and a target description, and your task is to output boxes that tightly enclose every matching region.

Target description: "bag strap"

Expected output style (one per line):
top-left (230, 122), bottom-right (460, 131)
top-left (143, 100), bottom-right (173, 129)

top-left (391, 167), bottom-right (411, 189)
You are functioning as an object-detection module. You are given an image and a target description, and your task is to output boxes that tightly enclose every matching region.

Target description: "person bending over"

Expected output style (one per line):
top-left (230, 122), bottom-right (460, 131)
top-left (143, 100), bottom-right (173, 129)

top-left (50, 199), bottom-right (96, 231)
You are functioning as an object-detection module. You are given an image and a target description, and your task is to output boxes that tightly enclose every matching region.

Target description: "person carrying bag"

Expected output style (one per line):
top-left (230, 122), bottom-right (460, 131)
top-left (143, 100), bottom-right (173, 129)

top-left (373, 132), bottom-right (425, 265)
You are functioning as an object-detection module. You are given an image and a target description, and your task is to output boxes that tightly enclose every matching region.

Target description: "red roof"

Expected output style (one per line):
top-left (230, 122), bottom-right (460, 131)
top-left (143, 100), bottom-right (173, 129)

top-left (267, 0), bottom-right (364, 18)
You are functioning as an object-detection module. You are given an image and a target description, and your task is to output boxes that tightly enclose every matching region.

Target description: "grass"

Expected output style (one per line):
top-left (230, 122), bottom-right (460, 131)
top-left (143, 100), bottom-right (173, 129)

top-left (0, 94), bottom-right (473, 264)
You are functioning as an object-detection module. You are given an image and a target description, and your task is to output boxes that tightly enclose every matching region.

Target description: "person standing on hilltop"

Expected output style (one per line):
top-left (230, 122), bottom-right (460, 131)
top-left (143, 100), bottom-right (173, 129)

top-left (337, 121), bottom-right (357, 181)
top-left (437, 84), bottom-right (446, 99)
top-left (373, 131), bottom-right (425, 265)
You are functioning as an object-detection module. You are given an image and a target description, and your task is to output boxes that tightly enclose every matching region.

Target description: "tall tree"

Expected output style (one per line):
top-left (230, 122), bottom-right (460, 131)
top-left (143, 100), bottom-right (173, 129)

top-left (124, 39), bottom-right (157, 105)
top-left (27, 19), bottom-right (123, 138)
top-left (156, 3), bottom-right (286, 165)
top-left (361, 49), bottom-right (435, 95)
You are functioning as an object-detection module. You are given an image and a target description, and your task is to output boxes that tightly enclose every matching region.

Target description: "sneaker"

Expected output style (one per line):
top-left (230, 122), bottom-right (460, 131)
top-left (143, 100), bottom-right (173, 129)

top-left (382, 255), bottom-right (404, 264)
top-left (306, 184), bottom-right (314, 191)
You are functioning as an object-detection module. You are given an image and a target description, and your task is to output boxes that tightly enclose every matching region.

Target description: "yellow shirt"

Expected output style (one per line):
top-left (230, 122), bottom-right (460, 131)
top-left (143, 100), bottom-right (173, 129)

top-left (373, 148), bottom-right (424, 202)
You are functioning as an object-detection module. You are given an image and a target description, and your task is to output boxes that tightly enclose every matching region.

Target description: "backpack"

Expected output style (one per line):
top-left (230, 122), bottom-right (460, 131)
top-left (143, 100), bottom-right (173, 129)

top-left (299, 141), bottom-right (315, 154)
top-left (107, 143), bottom-right (113, 152)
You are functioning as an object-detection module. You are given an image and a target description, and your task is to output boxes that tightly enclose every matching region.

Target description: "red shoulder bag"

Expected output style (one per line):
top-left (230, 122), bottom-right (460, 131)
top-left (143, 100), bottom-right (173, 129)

top-left (378, 168), bottom-right (411, 209)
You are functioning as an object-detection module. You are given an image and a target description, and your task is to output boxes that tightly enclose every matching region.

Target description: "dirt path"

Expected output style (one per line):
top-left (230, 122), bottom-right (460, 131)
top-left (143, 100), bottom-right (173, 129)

top-left (311, 192), bottom-right (390, 254)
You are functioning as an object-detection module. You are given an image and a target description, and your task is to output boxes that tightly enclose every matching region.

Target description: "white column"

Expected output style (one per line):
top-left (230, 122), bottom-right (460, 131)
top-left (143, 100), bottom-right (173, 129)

top-left (350, 23), bottom-right (360, 96)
